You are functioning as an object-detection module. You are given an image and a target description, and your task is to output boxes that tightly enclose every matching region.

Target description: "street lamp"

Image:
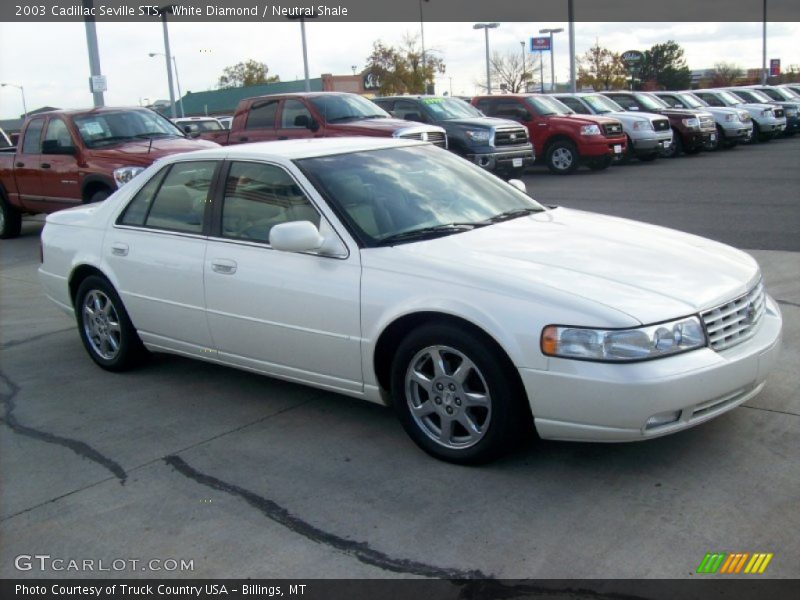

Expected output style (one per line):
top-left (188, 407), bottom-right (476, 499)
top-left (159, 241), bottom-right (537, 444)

top-left (149, 53), bottom-right (184, 118)
top-left (539, 27), bottom-right (564, 92)
top-left (351, 65), bottom-right (357, 75)
top-left (0, 83), bottom-right (27, 117)
top-left (520, 41), bottom-right (526, 93)
top-left (473, 23), bottom-right (499, 94)
top-left (419, 0), bottom-right (430, 74)
top-left (288, 14), bottom-right (316, 92)
top-left (155, 6), bottom-right (178, 118)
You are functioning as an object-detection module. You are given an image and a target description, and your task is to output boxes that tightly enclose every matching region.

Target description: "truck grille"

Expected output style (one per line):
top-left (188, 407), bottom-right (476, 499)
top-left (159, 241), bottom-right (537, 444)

top-left (399, 130), bottom-right (447, 148)
top-left (773, 108), bottom-right (785, 119)
top-left (701, 280), bottom-right (765, 352)
top-left (699, 115), bottom-right (716, 131)
top-left (653, 119), bottom-right (670, 131)
top-left (602, 122), bottom-right (623, 137)
top-left (494, 127), bottom-right (528, 147)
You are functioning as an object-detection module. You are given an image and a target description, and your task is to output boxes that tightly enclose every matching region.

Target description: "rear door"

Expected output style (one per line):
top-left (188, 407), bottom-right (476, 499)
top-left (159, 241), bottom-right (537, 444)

top-left (230, 98), bottom-right (279, 144)
top-left (14, 118), bottom-right (45, 208)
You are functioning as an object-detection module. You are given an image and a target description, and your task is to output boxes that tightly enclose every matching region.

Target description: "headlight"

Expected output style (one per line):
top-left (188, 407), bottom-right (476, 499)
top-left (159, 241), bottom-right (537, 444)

top-left (541, 316), bottom-right (706, 362)
top-left (580, 124), bottom-right (602, 136)
top-left (681, 118), bottom-right (699, 128)
top-left (465, 130), bottom-right (491, 143)
top-left (113, 166), bottom-right (146, 188)
top-left (632, 120), bottom-right (653, 131)
top-left (739, 112), bottom-right (751, 122)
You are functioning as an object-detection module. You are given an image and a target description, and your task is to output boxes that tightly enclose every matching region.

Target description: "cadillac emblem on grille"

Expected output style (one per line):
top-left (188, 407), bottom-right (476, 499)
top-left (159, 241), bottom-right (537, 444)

top-left (510, 133), bottom-right (517, 140)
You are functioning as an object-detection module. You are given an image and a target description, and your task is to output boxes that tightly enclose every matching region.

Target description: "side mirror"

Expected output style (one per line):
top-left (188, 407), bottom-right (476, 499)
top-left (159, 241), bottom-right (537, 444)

top-left (41, 140), bottom-right (76, 155)
top-left (270, 221), bottom-right (324, 253)
top-left (182, 125), bottom-right (192, 134)
top-left (294, 114), bottom-right (310, 128)
top-left (507, 179), bottom-right (526, 193)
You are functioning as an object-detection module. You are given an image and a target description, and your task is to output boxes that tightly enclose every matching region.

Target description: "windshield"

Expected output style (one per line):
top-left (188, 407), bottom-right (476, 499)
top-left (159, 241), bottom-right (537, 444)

top-left (582, 94), bottom-right (622, 113)
top-left (74, 109), bottom-right (184, 148)
top-left (635, 93), bottom-right (669, 110)
top-left (297, 144), bottom-right (544, 246)
top-left (761, 87), bottom-right (796, 101)
top-left (734, 89), bottom-right (772, 103)
top-left (715, 90), bottom-right (746, 105)
top-left (674, 93), bottom-right (705, 108)
top-left (421, 97), bottom-right (483, 120)
top-left (308, 94), bottom-right (390, 122)
top-left (525, 96), bottom-right (572, 115)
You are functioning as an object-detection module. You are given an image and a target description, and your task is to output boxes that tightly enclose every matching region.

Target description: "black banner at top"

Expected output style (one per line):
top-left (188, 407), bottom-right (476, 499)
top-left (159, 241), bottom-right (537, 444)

top-left (3, 0), bottom-right (800, 22)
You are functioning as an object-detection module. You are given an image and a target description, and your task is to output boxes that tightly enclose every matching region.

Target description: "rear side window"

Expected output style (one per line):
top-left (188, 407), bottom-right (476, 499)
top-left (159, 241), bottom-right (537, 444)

top-left (119, 161), bottom-right (217, 233)
top-left (21, 119), bottom-right (45, 154)
top-left (246, 100), bottom-right (278, 130)
top-left (220, 161), bottom-right (320, 244)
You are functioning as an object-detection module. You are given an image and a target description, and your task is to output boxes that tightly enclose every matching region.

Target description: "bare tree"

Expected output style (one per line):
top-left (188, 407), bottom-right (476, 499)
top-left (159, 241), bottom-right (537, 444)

top-left (710, 62), bottom-right (743, 87)
top-left (477, 50), bottom-right (534, 94)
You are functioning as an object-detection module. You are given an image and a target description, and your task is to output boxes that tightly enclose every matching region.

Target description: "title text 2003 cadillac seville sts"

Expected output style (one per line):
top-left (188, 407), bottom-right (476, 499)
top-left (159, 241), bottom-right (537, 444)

top-left (39, 138), bottom-right (782, 463)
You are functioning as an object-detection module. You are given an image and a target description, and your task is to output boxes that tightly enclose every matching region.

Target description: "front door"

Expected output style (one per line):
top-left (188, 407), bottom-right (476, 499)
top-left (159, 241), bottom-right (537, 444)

top-left (38, 116), bottom-right (81, 207)
top-left (14, 118), bottom-right (45, 209)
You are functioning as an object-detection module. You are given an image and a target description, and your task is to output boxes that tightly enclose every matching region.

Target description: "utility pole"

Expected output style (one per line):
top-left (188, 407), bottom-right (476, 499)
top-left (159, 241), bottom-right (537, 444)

top-left (568, 0), bottom-right (576, 92)
top-left (761, 0), bottom-right (768, 84)
top-left (83, 0), bottom-right (104, 107)
top-left (160, 7), bottom-right (177, 118)
top-left (520, 41), bottom-right (526, 93)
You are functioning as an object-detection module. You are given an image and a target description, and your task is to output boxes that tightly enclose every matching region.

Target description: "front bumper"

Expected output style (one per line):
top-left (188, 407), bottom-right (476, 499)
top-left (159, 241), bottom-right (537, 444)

top-left (683, 129), bottom-right (715, 150)
top-left (579, 136), bottom-right (627, 158)
top-left (631, 131), bottom-right (673, 155)
top-left (519, 295), bottom-right (782, 442)
top-left (467, 147), bottom-right (535, 172)
top-left (719, 121), bottom-right (754, 141)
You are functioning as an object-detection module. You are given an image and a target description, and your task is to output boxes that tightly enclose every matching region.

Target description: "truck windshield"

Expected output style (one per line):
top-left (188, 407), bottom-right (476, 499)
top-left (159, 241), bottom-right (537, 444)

top-left (74, 110), bottom-right (184, 148)
top-left (762, 87), bottom-right (795, 101)
top-left (524, 96), bottom-right (572, 116)
top-left (735, 89), bottom-right (772, 103)
top-left (297, 144), bottom-right (544, 247)
top-left (635, 94), bottom-right (668, 111)
top-left (716, 91), bottom-right (746, 105)
top-left (675, 93), bottom-right (706, 109)
top-left (421, 97), bottom-right (483, 120)
top-left (309, 94), bottom-right (390, 123)
top-left (582, 95), bottom-right (623, 113)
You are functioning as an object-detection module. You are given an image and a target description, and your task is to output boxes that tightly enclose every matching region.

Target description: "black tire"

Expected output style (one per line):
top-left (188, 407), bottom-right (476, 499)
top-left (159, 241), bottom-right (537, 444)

top-left (618, 135), bottom-right (634, 164)
top-left (638, 152), bottom-right (658, 162)
top-left (75, 275), bottom-right (147, 371)
top-left (0, 192), bottom-right (23, 239)
top-left (664, 131), bottom-right (683, 158)
top-left (390, 323), bottom-right (529, 464)
top-left (749, 122), bottom-right (763, 144)
top-left (545, 140), bottom-right (580, 175)
top-left (707, 125), bottom-right (724, 151)
top-left (587, 155), bottom-right (613, 171)
top-left (88, 189), bottom-right (111, 203)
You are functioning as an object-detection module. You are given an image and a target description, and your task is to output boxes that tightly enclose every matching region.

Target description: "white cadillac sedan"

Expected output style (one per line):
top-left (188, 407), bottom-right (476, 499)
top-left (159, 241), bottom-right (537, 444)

top-left (39, 138), bottom-right (782, 463)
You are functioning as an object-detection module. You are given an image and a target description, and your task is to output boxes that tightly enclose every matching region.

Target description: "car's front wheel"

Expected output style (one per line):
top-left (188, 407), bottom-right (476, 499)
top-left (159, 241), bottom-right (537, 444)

top-left (0, 193), bottom-right (22, 239)
top-left (545, 140), bottom-right (580, 174)
top-left (390, 323), bottom-right (528, 464)
top-left (75, 275), bottom-right (146, 371)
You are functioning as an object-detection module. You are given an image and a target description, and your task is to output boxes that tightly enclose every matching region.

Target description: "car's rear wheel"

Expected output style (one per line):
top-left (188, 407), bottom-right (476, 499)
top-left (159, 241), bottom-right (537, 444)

top-left (88, 189), bottom-right (111, 203)
top-left (390, 323), bottom-right (528, 464)
top-left (75, 275), bottom-right (146, 371)
top-left (0, 192), bottom-right (22, 239)
top-left (545, 141), bottom-right (580, 175)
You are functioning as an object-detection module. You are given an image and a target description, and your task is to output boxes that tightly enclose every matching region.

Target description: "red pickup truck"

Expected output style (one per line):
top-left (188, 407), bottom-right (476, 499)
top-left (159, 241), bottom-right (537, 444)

top-left (197, 92), bottom-right (447, 148)
top-left (0, 107), bottom-right (217, 238)
top-left (472, 94), bottom-right (627, 174)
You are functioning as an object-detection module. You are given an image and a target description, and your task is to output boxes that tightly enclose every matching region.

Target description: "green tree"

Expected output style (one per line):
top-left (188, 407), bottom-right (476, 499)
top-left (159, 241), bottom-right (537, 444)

top-left (638, 41), bottom-right (691, 90)
top-left (365, 35), bottom-right (445, 95)
top-left (576, 43), bottom-right (628, 90)
top-left (217, 59), bottom-right (280, 89)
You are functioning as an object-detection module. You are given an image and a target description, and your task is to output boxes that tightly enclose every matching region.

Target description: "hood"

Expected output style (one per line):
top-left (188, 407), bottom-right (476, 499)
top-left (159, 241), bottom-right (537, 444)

top-left (559, 113), bottom-right (620, 126)
top-left (89, 137), bottom-right (219, 166)
top-left (327, 117), bottom-right (442, 135)
top-left (441, 117), bottom-right (522, 130)
top-left (364, 208), bottom-right (759, 326)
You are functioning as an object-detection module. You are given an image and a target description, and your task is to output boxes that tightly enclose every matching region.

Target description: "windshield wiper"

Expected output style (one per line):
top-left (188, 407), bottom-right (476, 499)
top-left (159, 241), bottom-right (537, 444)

top-left (376, 223), bottom-right (475, 246)
top-left (88, 135), bottom-right (135, 147)
top-left (134, 132), bottom-right (176, 139)
top-left (484, 207), bottom-right (542, 223)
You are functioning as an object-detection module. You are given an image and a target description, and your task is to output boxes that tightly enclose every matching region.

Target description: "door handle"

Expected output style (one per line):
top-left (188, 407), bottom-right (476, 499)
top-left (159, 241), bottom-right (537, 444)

top-left (111, 242), bottom-right (129, 256)
top-left (15, 161), bottom-right (24, 168)
top-left (537, 123), bottom-right (548, 127)
top-left (211, 259), bottom-right (237, 275)
top-left (40, 163), bottom-right (51, 169)
top-left (278, 136), bottom-right (288, 140)
top-left (238, 136), bottom-right (249, 142)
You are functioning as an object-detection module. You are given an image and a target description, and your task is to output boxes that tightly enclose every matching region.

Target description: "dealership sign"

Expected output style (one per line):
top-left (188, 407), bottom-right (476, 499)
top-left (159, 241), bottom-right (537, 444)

top-left (770, 59), bottom-right (780, 76)
top-left (529, 37), bottom-right (551, 52)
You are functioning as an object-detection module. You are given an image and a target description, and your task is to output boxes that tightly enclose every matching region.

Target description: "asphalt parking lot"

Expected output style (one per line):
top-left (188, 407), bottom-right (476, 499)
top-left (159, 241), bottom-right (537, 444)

top-left (1, 137), bottom-right (798, 585)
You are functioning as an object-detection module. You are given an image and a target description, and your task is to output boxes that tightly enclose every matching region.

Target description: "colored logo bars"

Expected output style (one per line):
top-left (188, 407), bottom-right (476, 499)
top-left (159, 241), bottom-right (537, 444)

top-left (697, 552), bottom-right (773, 574)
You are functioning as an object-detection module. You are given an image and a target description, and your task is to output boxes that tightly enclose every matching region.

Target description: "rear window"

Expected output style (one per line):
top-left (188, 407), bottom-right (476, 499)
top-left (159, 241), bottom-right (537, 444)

top-left (21, 119), bottom-right (45, 154)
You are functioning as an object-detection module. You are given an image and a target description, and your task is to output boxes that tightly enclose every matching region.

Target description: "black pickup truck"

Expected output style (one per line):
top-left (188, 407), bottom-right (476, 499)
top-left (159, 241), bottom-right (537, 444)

top-left (372, 95), bottom-right (534, 178)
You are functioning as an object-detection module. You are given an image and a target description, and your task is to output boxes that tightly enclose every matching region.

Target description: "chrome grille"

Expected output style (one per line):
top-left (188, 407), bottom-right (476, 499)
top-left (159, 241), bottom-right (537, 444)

top-left (653, 119), bottom-right (671, 131)
top-left (701, 280), bottom-right (765, 352)
top-left (602, 122), bottom-right (623, 137)
top-left (494, 127), bottom-right (528, 147)
top-left (699, 115), bottom-right (716, 131)
top-left (399, 130), bottom-right (447, 148)
top-left (773, 108), bottom-right (785, 118)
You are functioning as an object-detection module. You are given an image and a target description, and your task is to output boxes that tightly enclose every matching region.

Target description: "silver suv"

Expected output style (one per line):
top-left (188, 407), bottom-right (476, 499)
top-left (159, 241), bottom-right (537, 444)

top-left (554, 92), bottom-right (673, 161)
top-left (653, 91), bottom-right (752, 148)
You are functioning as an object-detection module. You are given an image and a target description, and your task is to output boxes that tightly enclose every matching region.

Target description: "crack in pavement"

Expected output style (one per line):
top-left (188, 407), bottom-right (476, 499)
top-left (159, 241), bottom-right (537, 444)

top-left (0, 326), bottom-right (75, 349)
top-left (164, 454), bottom-right (491, 580)
top-left (0, 368), bottom-right (128, 484)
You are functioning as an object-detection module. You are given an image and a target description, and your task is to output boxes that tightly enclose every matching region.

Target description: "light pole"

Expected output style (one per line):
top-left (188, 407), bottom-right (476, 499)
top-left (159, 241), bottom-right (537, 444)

top-left (0, 83), bottom-right (27, 117)
top-left (288, 15), bottom-right (315, 92)
top-left (149, 53), bottom-right (184, 117)
top-left (568, 0), bottom-right (576, 92)
top-left (520, 41), bottom-right (526, 93)
top-left (761, 0), bottom-right (767, 84)
top-left (539, 27), bottom-right (564, 92)
top-left (419, 0), bottom-right (430, 74)
top-left (157, 6), bottom-right (177, 118)
top-left (473, 23), bottom-right (499, 94)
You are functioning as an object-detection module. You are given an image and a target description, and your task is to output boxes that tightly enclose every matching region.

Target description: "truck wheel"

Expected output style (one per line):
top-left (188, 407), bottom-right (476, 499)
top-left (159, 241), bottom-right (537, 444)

top-left (545, 141), bottom-right (579, 175)
top-left (618, 135), bottom-right (634, 164)
top-left (88, 189), bottom-right (111, 203)
top-left (749, 122), bottom-right (763, 144)
top-left (664, 132), bottom-right (682, 158)
top-left (390, 323), bottom-right (529, 464)
top-left (0, 193), bottom-right (23, 239)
